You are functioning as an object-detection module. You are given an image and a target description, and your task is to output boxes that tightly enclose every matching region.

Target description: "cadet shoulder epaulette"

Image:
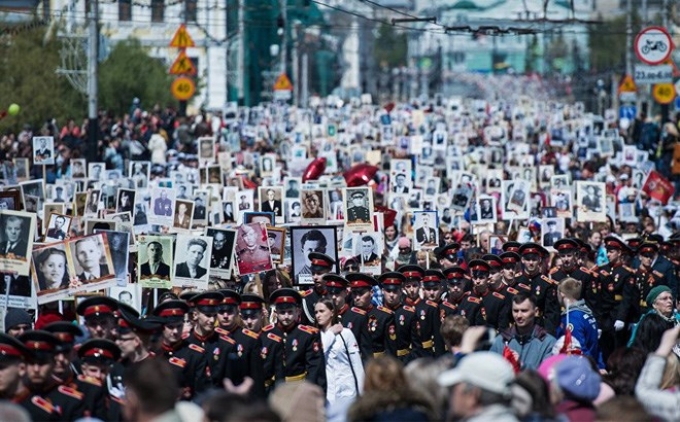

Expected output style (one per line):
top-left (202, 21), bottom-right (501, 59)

top-left (549, 267), bottom-right (559, 275)
top-left (467, 296), bottom-right (481, 304)
top-left (541, 275), bottom-right (557, 285)
top-left (506, 287), bottom-right (519, 295)
top-left (262, 324), bottom-right (275, 332)
top-left (425, 300), bottom-right (438, 307)
top-left (518, 283), bottom-right (530, 290)
top-left (220, 335), bottom-right (236, 344)
top-left (623, 265), bottom-right (634, 272)
top-left (300, 289), bottom-right (313, 297)
top-left (181, 332), bottom-right (190, 339)
top-left (298, 324), bottom-right (319, 334)
top-left (580, 266), bottom-right (595, 276)
top-left (493, 291), bottom-right (505, 300)
top-left (600, 269), bottom-right (610, 277)
top-left (267, 332), bottom-right (282, 342)
top-left (403, 305), bottom-right (415, 312)
top-left (653, 270), bottom-right (664, 278)
top-left (215, 327), bottom-right (229, 336)
top-left (58, 385), bottom-right (84, 400)
top-left (351, 306), bottom-right (367, 315)
top-left (377, 305), bottom-right (393, 314)
top-left (169, 357), bottom-right (187, 368)
top-left (442, 301), bottom-right (457, 310)
top-left (242, 328), bottom-right (259, 339)
top-left (31, 396), bottom-right (55, 414)
top-left (188, 343), bottom-right (205, 354)
top-left (590, 265), bottom-right (599, 272)
top-left (77, 374), bottom-right (102, 387)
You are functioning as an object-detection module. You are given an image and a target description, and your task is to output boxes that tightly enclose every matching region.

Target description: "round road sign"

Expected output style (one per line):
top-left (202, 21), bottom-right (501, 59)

top-left (652, 83), bottom-right (676, 104)
top-left (635, 26), bottom-right (673, 65)
top-left (171, 77), bottom-right (196, 101)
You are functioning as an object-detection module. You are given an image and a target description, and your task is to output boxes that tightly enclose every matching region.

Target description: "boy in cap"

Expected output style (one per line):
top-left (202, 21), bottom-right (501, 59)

top-left (115, 306), bottom-right (161, 367)
top-left (300, 252), bottom-right (336, 324)
top-left (264, 288), bottom-right (326, 389)
top-left (397, 264), bottom-right (441, 357)
top-left (77, 338), bottom-right (125, 419)
top-left (438, 242), bottom-right (462, 270)
top-left (18, 331), bottom-right (88, 420)
top-left (599, 236), bottom-right (635, 358)
top-left (515, 243), bottom-right (560, 335)
top-left (499, 251), bottom-right (531, 295)
top-left (152, 300), bottom-right (210, 400)
top-left (440, 267), bottom-right (484, 326)
top-left (324, 274), bottom-right (373, 363)
top-left (76, 296), bottom-right (119, 341)
top-left (377, 272), bottom-right (418, 363)
top-left (468, 259), bottom-right (510, 330)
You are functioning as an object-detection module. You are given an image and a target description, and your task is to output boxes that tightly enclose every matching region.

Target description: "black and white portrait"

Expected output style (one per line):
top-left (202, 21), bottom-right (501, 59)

top-left (0, 211), bottom-right (36, 276)
top-left (137, 235), bottom-right (173, 289)
top-left (206, 227), bottom-right (237, 278)
top-left (173, 235), bottom-right (213, 289)
top-left (32, 136), bottom-right (55, 165)
top-left (290, 225), bottom-right (338, 285)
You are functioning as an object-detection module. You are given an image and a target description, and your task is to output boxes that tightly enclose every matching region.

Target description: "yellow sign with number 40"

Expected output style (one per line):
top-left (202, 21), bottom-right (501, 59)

top-left (653, 83), bottom-right (676, 104)
top-left (171, 77), bottom-right (196, 101)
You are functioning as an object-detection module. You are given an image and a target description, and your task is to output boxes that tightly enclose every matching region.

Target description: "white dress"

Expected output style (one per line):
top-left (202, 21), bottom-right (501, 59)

top-left (320, 327), bottom-right (365, 405)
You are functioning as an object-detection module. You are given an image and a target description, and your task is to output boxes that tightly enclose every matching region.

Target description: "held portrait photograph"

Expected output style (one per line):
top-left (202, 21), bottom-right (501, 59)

top-left (290, 225), bottom-right (338, 285)
top-left (31, 242), bottom-right (72, 304)
top-left (137, 235), bottom-right (174, 289)
top-left (92, 229), bottom-right (130, 287)
top-left (205, 227), bottom-right (237, 279)
top-left (235, 222), bottom-right (274, 276)
top-left (576, 181), bottom-right (607, 222)
top-left (173, 234), bottom-right (213, 290)
top-left (32, 136), bottom-right (55, 165)
top-left (0, 210), bottom-right (37, 276)
top-left (344, 187), bottom-right (373, 231)
top-left (66, 233), bottom-right (117, 295)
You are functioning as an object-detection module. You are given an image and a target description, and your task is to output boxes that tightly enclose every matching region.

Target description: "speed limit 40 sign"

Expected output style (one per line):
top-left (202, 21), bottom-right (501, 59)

top-left (653, 83), bottom-right (676, 104)
top-left (171, 77), bottom-right (196, 101)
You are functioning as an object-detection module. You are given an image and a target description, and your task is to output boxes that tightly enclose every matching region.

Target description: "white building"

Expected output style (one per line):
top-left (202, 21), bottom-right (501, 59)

top-left (45, 0), bottom-right (231, 110)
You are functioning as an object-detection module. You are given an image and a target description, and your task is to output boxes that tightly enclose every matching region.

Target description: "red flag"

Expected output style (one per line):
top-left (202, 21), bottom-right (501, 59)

top-left (559, 326), bottom-right (583, 355)
top-left (642, 170), bottom-right (675, 204)
top-left (503, 344), bottom-right (520, 374)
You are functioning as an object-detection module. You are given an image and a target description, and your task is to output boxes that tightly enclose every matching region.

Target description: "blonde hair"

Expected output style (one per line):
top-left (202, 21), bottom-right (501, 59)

top-left (660, 354), bottom-right (680, 390)
top-left (363, 356), bottom-right (406, 393)
top-left (558, 277), bottom-right (582, 300)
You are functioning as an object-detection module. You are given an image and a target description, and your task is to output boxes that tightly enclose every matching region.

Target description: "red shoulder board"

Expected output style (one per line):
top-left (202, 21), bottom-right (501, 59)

top-left (506, 287), bottom-right (519, 295)
top-left (493, 291), bottom-right (505, 300)
top-left (653, 270), bottom-right (664, 278)
top-left (220, 335), bottom-right (236, 345)
top-left (467, 296), bottom-right (481, 304)
top-left (267, 332), bottom-right (282, 342)
top-left (549, 267), bottom-right (558, 275)
top-left (518, 283), bottom-right (530, 290)
top-left (402, 305), bottom-right (415, 312)
top-left (300, 289), bottom-right (313, 297)
top-left (110, 395), bottom-right (126, 405)
top-left (351, 306), bottom-right (367, 315)
top-left (77, 374), bottom-right (102, 387)
top-left (377, 305), bottom-right (393, 314)
top-left (442, 301), bottom-right (457, 310)
top-left (580, 266), bottom-right (595, 276)
top-left (215, 327), bottom-right (229, 336)
top-left (262, 324), bottom-right (275, 332)
top-left (31, 396), bottom-right (55, 414)
top-left (590, 265), bottom-right (599, 272)
top-left (298, 324), bottom-right (319, 334)
top-left (169, 357), bottom-right (187, 368)
top-left (181, 332), bottom-right (190, 339)
top-left (541, 275), bottom-right (556, 285)
top-left (242, 328), bottom-right (259, 339)
top-left (623, 266), bottom-right (634, 273)
top-left (58, 385), bottom-right (84, 400)
top-left (425, 300), bottom-right (438, 307)
top-left (188, 343), bottom-right (205, 354)
top-left (600, 270), bottom-right (610, 277)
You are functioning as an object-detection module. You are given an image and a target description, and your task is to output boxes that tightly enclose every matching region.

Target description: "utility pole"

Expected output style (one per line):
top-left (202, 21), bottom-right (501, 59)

top-left (86, 0), bottom-right (99, 163)
top-left (301, 53), bottom-right (308, 108)
top-left (625, 0), bottom-right (632, 76)
top-left (292, 21), bottom-right (300, 106)
top-left (280, 0), bottom-right (287, 75)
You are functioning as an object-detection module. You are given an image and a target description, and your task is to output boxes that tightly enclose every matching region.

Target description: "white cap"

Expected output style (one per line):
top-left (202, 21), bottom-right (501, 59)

top-left (437, 351), bottom-right (515, 395)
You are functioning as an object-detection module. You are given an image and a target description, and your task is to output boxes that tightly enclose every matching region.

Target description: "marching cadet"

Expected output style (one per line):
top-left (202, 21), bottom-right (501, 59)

top-left (397, 264), bottom-right (440, 358)
top-left (0, 333), bottom-right (61, 420)
top-left (265, 288), bottom-right (326, 389)
top-left (186, 291), bottom-right (238, 387)
top-left (240, 294), bottom-right (284, 394)
top-left (502, 241), bottom-right (521, 254)
top-left (324, 274), bottom-right (373, 362)
top-left (300, 252), bottom-right (336, 324)
top-left (598, 236), bottom-right (636, 360)
top-left (437, 242), bottom-right (462, 269)
top-left (18, 331), bottom-right (88, 421)
top-left (113, 306), bottom-right (160, 367)
top-left (642, 239), bottom-right (678, 299)
top-left (152, 300), bottom-right (210, 400)
top-left (43, 322), bottom-right (108, 421)
top-left (468, 259), bottom-right (510, 330)
top-left (499, 251), bottom-right (531, 295)
top-left (515, 243), bottom-right (560, 335)
top-left (347, 273), bottom-right (398, 358)
top-left (620, 242), bottom-right (674, 325)
top-left (75, 296), bottom-right (119, 341)
top-left (440, 266), bottom-right (484, 326)
top-left (377, 272), bottom-right (418, 363)
top-left (214, 290), bottom-right (265, 398)
top-left (484, 254), bottom-right (516, 323)
top-left (549, 239), bottom-right (599, 312)
top-left (421, 269), bottom-right (447, 356)
top-left (76, 339), bottom-right (125, 421)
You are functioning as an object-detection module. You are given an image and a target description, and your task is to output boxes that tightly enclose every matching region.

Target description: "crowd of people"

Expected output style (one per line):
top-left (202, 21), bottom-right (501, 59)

top-left (1, 86), bottom-right (680, 421)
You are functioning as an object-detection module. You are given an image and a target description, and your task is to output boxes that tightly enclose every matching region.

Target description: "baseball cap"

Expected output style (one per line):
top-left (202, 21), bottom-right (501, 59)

top-left (437, 351), bottom-right (515, 396)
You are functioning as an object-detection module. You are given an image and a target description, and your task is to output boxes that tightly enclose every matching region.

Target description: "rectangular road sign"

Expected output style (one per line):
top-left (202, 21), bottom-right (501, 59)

top-left (634, 64), bottom-right (673, 84)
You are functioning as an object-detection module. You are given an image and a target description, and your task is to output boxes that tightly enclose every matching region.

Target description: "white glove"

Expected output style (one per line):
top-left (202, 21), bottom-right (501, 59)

top-left (614, 320), bottom-right (625, 331)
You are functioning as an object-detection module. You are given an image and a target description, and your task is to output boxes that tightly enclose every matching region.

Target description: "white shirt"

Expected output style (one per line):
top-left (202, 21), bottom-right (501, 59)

top-left (320, 328), bottom-right (364, 405)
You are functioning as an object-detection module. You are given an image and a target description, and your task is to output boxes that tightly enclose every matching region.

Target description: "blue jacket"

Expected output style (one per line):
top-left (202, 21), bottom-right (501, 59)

top-left (556, 300), bottom-right (604, 368)
top-left (491, 325), bottom-right (556, 371)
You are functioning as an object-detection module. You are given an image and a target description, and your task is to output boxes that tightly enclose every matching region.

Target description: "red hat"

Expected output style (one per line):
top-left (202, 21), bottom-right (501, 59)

top-left (482, 254), bottom-right (502, 268)
top-left (422, 270), bottom-right (444, 286)
top-left (397, 265), bottom-right (425, 281)
top-left (468, 259), bottom-right (491, 274)
top-left (323, 274), bottom-right (348, 289)
top-left (377, 272), bottom-right (406, 289)
top-left (499, 251), bottom-right (520, 264)
top-left (443, 267), bottom-right (467, 283)
top-left (519, 242), bottom-right (547, 258)
top-left (346, 273), bottom-right (378, 289)
top-left (269, 288), bottom-right (302, 306)
top-left (554, 239), bottom-right (579, 254)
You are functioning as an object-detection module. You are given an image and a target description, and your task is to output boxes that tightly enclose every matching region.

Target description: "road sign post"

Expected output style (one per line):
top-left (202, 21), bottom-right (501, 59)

top-left (169, 25), bottom-right (197, 115)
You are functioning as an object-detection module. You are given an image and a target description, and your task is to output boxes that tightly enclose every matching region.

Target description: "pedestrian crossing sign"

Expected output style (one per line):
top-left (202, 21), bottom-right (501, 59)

top-left (618, 74), bottom-right (637, 93)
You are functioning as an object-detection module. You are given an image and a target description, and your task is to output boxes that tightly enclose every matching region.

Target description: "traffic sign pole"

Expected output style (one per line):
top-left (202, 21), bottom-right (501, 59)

top-left (169, 25), bottom-right (197, 116)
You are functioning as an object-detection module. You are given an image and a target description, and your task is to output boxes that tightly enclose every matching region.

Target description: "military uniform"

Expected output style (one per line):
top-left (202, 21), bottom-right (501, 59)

top-left (236, 245), bottom-right (272, 274)
top-left (440, 294), bottom-right (484, 326)
top-left (337, 304), bottom-right (373, 362)
top-left (347, 205), bottom-right (370, 223)
top-left (515, 271), bottom-right (560, 334)
top-left (300, 253), bottom-right (336, 324)
top-left (269, 288), bottom-right (326, 389)
top-left (186, 330), bottom-right (234, 386)
top-left (366, 305), bottom-right (398, 358)
top-left (55, 372), bottom-right (108, 421)
top-left (215, 327), bottom-right (266, 398)
top-left (14, 391), bottom-right (62, 421)
top-left (398, 265), bottom-right (443, 357)
top-left (260, 325), bottom-right (285, 392)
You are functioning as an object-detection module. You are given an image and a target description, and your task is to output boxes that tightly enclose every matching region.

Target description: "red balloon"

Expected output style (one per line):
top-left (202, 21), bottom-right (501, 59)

top-left (344, 164), bottom-right (378, 187)
top-left (374, 205), bottom-right (397, 227)
top-left (302, 157), bottom-right (326, 182)
top-left (384, 102), bottom-right (395, 114)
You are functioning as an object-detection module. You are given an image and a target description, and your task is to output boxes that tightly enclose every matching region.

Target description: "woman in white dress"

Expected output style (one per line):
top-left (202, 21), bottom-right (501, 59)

top-left (314, 297), bottom-right (364, 406)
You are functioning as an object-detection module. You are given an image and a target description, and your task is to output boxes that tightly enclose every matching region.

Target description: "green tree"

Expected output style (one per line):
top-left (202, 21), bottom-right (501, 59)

top-left (588, 13), bottom-right (640, 72)
top-left (0, 25), bottom-right (85, 133)
top-left (375, 24), bottom-right (408, 68)
top-left (98, 38), bottom-right (178, 115)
